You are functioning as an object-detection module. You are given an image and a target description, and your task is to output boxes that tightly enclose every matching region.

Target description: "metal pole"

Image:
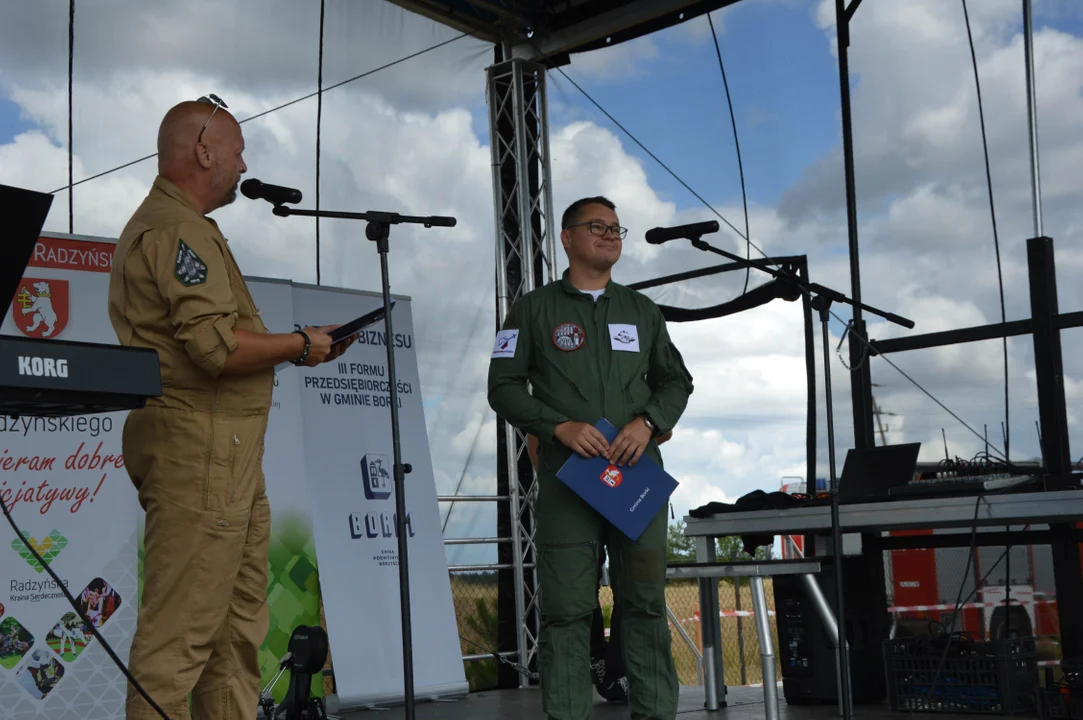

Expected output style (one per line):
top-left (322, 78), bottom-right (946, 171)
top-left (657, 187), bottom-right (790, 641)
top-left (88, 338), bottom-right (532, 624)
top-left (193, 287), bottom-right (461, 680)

top-left (750, 577), bottom-right (780, 720)
top-left (816, 297), bottom-right (854, 720)
top-left (537, 69), bottom-right (559, 281)
top-left (834, 0), bottom-right (875, 451)
top-left (1022, 0), bottom-right (1044, 237)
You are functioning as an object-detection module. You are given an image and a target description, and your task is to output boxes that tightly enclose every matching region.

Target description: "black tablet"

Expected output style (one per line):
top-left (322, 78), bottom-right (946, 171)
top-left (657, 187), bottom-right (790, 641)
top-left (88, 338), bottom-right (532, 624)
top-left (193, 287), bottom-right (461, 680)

top-left (329, 300), bottom-right (395, 344)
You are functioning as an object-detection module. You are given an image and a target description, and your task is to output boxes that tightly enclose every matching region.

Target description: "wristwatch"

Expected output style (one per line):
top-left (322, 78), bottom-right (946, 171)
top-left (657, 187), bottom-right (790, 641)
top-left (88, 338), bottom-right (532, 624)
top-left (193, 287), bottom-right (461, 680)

top-left (639, 414), bottom-right (658, 436)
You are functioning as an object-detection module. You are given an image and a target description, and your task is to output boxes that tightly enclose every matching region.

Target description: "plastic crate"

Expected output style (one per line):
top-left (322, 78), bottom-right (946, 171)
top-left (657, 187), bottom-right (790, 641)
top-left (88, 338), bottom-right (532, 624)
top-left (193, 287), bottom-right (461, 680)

top-left (883, 635), bottom-right (1038, 714)
top-left (1037, 666), bottom-right (1083, 720)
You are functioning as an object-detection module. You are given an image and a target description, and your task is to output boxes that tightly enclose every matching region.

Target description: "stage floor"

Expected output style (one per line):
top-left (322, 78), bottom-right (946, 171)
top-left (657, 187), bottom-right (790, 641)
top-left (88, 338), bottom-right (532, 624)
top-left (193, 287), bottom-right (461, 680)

top-left (334, 684), bottom-right (1021, 719)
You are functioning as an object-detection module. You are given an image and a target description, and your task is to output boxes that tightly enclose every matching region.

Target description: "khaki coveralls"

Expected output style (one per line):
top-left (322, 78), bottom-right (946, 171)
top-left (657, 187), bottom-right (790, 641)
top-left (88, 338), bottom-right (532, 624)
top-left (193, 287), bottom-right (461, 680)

top-left (108, 176), bottom-right (274, 719)
top-left (487, 271), bottom-right (695, 720)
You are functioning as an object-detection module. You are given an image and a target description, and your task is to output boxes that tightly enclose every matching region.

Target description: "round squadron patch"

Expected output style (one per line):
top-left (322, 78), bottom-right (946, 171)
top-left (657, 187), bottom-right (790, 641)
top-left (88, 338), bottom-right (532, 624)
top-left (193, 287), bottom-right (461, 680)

top-left (552, 322), bottom-right (585, 352)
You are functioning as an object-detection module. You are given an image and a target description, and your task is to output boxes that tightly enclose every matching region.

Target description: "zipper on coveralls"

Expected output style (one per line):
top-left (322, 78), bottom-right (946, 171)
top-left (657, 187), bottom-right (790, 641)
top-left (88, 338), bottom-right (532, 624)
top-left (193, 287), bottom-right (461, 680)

top-left (595, 297), bottom-right (607, 417)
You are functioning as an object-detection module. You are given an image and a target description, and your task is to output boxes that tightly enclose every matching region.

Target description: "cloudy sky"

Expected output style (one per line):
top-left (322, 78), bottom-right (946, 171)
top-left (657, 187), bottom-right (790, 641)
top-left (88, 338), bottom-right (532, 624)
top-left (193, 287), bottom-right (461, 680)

top-left (3, 0), bottom-right (1083, 567)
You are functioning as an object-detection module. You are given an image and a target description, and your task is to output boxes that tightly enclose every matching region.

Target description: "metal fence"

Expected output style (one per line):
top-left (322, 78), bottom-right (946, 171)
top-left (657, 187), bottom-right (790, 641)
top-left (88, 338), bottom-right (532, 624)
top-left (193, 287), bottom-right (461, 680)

top-left (447, 571), bottom-right (781, 692)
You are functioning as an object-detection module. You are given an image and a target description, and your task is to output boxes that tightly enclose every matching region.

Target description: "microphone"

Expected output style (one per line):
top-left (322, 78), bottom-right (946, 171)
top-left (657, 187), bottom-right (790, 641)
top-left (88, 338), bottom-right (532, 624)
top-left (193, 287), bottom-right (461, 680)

top-left (241, 178), bottom-right (302, 206)
top-left (644, 220), bottom-right (719, 245)
top-left (422, 216), bottom-right (457, 227)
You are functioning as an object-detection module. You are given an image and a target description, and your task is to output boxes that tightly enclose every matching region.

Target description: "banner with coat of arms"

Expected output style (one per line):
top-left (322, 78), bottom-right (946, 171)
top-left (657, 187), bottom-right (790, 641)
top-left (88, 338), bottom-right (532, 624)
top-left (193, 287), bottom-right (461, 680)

top-left (0, 233), bottom-right (466, 718)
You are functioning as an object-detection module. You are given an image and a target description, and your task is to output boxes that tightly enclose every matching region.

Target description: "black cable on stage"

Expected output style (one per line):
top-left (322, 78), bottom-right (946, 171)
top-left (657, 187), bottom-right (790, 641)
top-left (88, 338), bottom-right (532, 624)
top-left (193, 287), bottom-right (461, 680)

top-left (67, 0), bottom-right (75, 234)
top-left (458, 633), bottom-right (537, 681)
top-left (0, 494), bottom-right (172, 720)
top-left (962, 0), bottom-right (1010, 461)
top-left (47, 31), bottom-right (474, 195)
top-left (707, 11), bottom-right (752, 294)
top-left (315, 0), bottom-right (326, 286)
top-left (963, 0), bottom-right (1016, 639)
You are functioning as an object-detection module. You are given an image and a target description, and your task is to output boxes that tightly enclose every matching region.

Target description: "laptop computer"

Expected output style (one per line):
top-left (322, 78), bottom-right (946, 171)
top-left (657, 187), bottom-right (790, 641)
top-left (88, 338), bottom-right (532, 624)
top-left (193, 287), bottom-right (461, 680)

top-left (1, 184), bottom-right (54, 316)
top-left (555, 418), bottom-right (678, 541)
top-left (837, 442), bottom-right (921, 504)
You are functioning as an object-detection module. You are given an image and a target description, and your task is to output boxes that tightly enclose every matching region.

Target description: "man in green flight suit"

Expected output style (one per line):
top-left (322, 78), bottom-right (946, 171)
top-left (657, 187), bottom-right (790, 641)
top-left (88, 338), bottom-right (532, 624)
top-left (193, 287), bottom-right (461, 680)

top-left (487, 196), bottom-right (694, 720)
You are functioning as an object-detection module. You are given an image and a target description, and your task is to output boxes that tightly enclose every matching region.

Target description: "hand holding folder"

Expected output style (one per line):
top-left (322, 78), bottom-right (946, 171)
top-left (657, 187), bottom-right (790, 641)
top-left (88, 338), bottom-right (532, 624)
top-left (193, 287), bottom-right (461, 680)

top-left (555, 418), bottom-right (678, 541)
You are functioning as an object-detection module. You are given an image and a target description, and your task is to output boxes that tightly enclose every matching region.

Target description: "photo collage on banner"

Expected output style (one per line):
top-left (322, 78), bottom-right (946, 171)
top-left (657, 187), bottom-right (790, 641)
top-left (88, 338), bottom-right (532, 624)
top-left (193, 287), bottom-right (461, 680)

top-left (1, 233), bottom-right (466, 718)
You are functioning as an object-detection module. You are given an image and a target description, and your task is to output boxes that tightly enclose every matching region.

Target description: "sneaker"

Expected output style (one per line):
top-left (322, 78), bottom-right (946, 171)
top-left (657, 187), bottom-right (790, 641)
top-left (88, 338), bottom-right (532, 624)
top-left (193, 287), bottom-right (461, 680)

top-left (590, 658), bottom-right (607, 690)
top-left (600, 676), bottom-right (628, 703)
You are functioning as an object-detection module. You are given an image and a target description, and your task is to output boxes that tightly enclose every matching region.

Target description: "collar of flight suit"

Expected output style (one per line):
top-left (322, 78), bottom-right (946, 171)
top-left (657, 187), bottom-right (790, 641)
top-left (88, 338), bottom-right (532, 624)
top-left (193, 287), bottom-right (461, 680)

top-left (149, 175), bottom-right (225, 236)
top-left (558, 267), bottom-right (616, 300)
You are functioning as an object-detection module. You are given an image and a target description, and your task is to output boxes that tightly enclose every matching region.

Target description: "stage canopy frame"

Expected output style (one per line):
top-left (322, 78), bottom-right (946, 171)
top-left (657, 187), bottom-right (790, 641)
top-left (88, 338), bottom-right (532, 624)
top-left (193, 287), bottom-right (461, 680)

top-left (33, 0), bottom-right (1083, 700)
top-left (381, 0), bottom-right (1083, 691)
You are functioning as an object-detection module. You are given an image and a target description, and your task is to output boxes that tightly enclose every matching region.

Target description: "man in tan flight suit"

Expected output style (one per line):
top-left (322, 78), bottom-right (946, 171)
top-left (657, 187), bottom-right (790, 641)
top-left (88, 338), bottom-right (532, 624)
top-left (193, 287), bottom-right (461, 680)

top-left (108, 96), bottom-right (353, 719)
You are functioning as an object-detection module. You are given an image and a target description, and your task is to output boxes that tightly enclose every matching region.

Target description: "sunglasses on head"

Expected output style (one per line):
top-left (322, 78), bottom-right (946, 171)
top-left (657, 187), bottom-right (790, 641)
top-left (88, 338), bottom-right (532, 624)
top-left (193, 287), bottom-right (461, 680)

top-left (195, 94), bottom-right (228, 143)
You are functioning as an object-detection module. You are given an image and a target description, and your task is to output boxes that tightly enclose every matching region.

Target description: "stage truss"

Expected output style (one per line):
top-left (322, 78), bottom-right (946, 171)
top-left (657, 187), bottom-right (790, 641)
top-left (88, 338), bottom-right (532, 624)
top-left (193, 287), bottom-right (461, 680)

top-left (486, 56), bottom-right (559, 682)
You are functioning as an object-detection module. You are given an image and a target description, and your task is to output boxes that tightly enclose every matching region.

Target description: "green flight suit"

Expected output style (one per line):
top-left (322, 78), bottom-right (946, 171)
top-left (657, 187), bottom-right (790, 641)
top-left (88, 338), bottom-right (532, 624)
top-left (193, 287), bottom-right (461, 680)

top-left (487, 270), bottom-right (694, 720)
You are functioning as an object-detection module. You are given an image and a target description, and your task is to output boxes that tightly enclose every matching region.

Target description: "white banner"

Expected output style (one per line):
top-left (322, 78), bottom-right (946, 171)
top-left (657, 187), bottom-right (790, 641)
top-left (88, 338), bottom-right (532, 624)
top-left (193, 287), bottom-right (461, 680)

top-left (1, 234), bottom-right (466, 717)
top-left (283, 283), bottom-right (467, 710)
top-left (0, 233), bottom-right (139, 719)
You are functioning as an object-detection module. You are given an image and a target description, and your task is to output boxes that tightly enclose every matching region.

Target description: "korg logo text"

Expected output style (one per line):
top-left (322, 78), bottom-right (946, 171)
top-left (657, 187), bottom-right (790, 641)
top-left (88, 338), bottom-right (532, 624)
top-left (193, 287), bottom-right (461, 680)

top-left (349, 512), bottom-right (415, 539)
top-left (18, 356), bottom-right (68, 378)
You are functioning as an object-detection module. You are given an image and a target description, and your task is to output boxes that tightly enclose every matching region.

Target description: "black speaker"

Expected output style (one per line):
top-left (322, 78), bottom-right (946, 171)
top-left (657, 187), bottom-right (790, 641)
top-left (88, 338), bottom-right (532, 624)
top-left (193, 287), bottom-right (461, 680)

top-left (771, 552), bottom-right (891, 705)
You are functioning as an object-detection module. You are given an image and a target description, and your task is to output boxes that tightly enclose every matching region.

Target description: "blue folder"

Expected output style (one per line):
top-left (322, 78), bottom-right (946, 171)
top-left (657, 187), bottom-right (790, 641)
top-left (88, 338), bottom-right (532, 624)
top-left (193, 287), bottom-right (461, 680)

top-left (555, 418), bottom-right (679, 541)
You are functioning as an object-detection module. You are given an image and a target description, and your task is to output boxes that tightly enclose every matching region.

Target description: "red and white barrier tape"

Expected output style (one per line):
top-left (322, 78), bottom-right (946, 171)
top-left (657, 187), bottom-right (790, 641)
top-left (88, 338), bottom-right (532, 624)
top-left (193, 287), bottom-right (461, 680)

top-left (669, 598), bottom-right (1057, 625)
top-left (888, 599), bottom-right (1054, 613)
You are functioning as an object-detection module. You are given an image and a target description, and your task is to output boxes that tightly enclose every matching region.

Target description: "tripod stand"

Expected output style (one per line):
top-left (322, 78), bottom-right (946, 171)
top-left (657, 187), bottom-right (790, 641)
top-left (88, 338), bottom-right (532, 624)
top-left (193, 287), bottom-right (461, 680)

top-left (259, 191), bottom-right (456, 720)
top-left (668, 232), bottom-right (913, 720)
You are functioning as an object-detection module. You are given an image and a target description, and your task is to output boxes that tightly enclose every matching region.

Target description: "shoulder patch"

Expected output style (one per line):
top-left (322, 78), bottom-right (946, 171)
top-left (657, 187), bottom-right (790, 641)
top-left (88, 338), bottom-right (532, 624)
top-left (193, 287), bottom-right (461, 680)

top-left (492, 329), bottom-right (519, 359)
top-left (174, 238), bottom-right (208, 286)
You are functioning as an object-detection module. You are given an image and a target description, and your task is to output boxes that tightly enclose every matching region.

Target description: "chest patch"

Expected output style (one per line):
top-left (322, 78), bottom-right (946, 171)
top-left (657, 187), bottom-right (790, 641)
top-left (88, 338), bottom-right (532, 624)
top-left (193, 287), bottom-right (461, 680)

top-left (552, 322), bottom-right (585, 352)
top-left (609, 324), bottom-right (640, 352)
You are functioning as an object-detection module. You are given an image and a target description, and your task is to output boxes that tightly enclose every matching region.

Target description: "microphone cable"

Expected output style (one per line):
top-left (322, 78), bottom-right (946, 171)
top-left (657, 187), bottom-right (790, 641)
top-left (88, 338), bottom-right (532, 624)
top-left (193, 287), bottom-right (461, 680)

top-left (962, 0), bottom-right (1010, 463)
top-left (707, 11), bottom-right (752, 295)
top-left (0, 493), bottom-right (172, 719)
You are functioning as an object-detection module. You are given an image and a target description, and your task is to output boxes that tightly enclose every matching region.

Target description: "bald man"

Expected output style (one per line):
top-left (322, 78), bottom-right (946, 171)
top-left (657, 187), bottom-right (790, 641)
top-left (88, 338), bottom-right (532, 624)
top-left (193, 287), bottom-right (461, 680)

top-left (109, 97), bottom-right (352, 719)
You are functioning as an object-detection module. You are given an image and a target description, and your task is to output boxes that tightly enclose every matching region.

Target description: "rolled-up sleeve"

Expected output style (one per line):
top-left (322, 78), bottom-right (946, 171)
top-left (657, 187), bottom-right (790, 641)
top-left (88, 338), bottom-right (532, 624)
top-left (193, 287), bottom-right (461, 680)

top-left (142, 223), bottom-right (239, 377)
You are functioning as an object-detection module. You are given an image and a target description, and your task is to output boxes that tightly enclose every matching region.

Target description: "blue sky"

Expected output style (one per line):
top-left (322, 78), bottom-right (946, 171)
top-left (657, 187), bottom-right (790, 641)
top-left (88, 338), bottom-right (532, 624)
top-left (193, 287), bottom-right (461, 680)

top-left (548, 1), bottom-right (842, 213)
top-left (0, 95), bottom-right (33, 141)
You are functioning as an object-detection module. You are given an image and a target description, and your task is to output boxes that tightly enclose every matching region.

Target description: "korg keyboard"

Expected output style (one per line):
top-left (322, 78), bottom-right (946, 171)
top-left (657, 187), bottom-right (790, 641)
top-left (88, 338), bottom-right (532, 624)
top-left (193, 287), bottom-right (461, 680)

top-left (0, 335), bottom-right (161, 417)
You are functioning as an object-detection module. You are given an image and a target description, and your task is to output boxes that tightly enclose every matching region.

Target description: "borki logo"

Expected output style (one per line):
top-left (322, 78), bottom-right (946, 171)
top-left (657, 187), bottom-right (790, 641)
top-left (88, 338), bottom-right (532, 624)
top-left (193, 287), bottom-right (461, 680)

top-left (348, 511), bottom-right (415, 540)
top-left (362, 454), bottom-right (391, 500)
top-left (600, 465), bottom-right (623, 488)
top-left (11, 278), bottom-right (69, 339)
top-left (351, 453), bottom-right (415, 541)
top-left (11, 530), bottom-right (67, 573)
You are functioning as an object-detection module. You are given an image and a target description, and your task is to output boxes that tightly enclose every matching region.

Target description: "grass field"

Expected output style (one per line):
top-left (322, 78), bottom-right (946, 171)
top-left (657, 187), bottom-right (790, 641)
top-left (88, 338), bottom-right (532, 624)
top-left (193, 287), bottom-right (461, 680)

top-left (450, 574), bottom-right (781, 691)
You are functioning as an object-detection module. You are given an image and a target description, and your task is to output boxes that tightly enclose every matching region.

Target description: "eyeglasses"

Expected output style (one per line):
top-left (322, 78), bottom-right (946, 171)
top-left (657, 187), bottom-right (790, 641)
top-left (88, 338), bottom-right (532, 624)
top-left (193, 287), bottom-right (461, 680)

top-left (566, 221), bottom-right (628, 240)
top-left (196, 94), bottom-right (228, 144)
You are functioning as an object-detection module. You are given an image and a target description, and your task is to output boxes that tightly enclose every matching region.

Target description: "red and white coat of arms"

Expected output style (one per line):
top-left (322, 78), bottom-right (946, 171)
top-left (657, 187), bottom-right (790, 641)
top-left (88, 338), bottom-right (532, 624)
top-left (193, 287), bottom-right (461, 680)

top-left (10, 278), bottom-right (69, 339)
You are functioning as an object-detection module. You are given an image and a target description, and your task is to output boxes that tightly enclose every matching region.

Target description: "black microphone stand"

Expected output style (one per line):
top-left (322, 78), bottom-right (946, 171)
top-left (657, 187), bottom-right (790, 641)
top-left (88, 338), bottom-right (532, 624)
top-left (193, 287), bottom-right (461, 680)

top-left (669, 233), bottom-right (914, 720)
top-left (266, 200), bottom-right (457, 720)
